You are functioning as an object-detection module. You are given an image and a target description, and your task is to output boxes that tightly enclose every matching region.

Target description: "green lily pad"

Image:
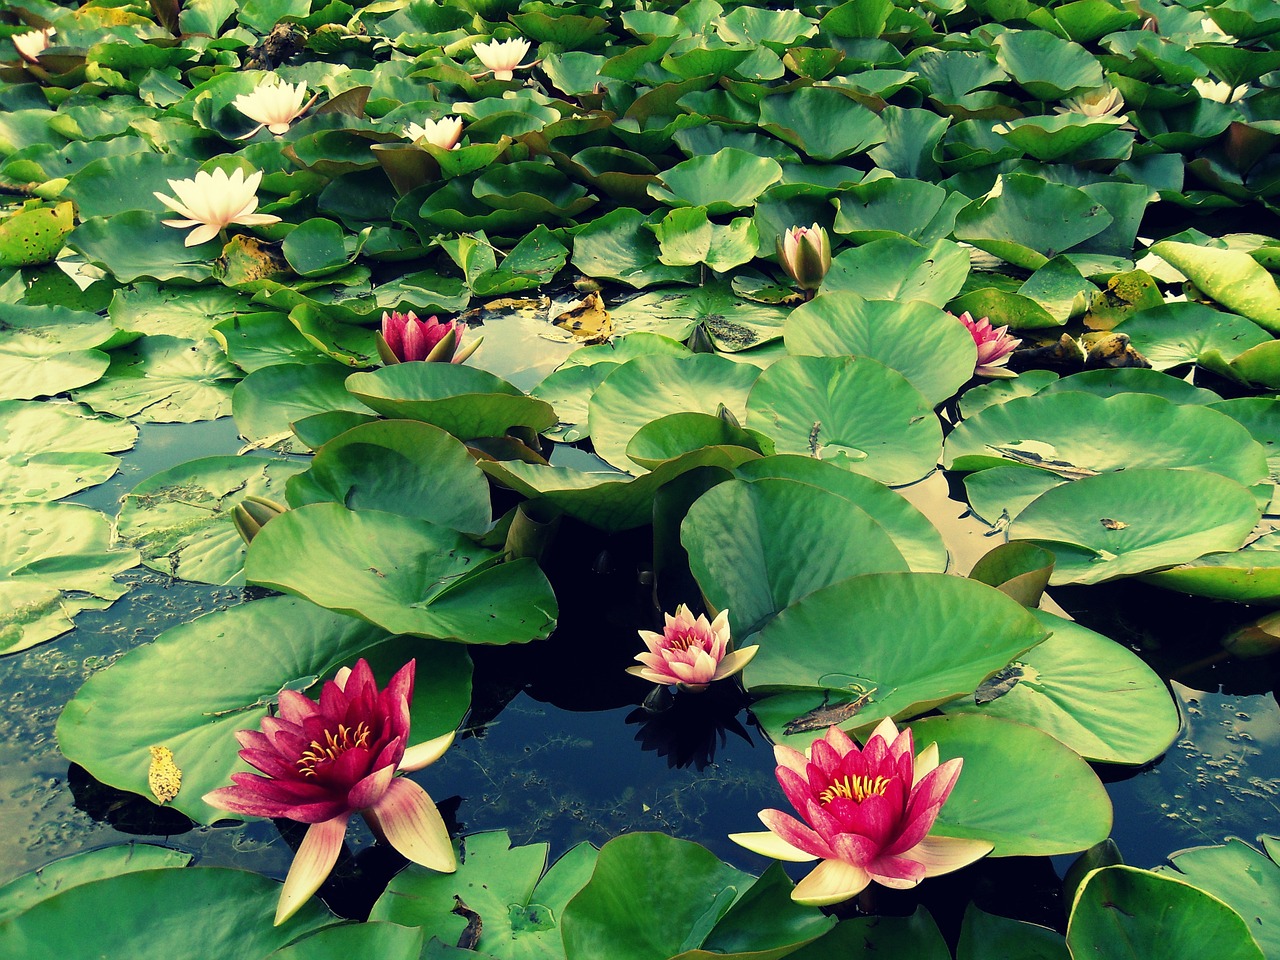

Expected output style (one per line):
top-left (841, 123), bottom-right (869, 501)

top-left (1142, 530), bottom-right (1280, 604)
top-left (214, 312), bottom-right (328, 373)
top-left (282, 217), bottom-right (363, 278)
top-left (822, 238), bottom-right (970, 308)
top-left (941, 610), bottom-right (1179, 765)
top-left (747, 572), bottom-right (1049, 748)
top-left (1009, 468), bottom-right (1261, 586)
top-left (0, 201), bottom-right (74, 268)
top-left (0, 502), bottom-right (138, 655)
top-left (570, 207), bottom-right (699, 289)
top-left (683, 478), bottom-right (909, 638)
top-left (68, 211), bottom-right (218, 284)
top-left (945, 392), bottom-right (1268, 486)
top-left (371, 830), bottom-right (597, 960)
top-left (0, 846), bottom-right (193, 925)
top-left (1067, 866), bottom-right (1265, 960)
top-left (265, 923), bottom-right (424, 960)
top-left (957, 905), bottom-right (1067, 960)
top-left (954, 175), bottom-right (1113, 270)
top-left (788, 908), bottom-right (949, 960)
top-left (734, 455), bottom-right (947, 573)
top-left (1112, 302), bottom-right (1271, 370)
top-left (745, 355), bottom-right (942, 486)
top-left (560, 834), bottom-right (834, 960)
top-left (71, 336), bottom-right (239, 424)
top-left (346, 363), bottom-right (557, 441)
top-left (0, 867), bottom-right (338, 959)
top-left (587, 354), bottom-right (761, 474)
top-left (1036, 368), bottom-right (1221, 404)
top-left (286, 419), bottom-right (491, 535)
top-left (117, 455), bottom-right (306, 586)
top-left (0, 303), bottom-right (114, 401)
top-left (757, 86), bottom-right (887, 162)
top-left (108, 284), bottom-right (255, 341)
top-left (245, 503), bottom-right (558, 644)
top-left (1149, 240), bottom-right (1280, 334)
top-left (994, 30), bottom-right (1104, 101)
top-left (654, 207), bottom-right (759, 273)
top-left (608, 284), bottom-right (789, 353)
top-left (785, 294), bottom-right (976, 405)
top-left (1159, 838), bottom-right (1280, 960)
top-left (233, 362), bottom-right (372, 453)
top-left (627, 412), bottom-right (774, 468)
top-left (63, 151), bottom-right (201, 220)
top-left (963, 466), bottom-right (1066, 527)
top-left (995, 114), bottom-right (1128, 162)
top-left (0, 400), bottom-right (135, 502)
top-left (57, 595), bottom-right (470, 824)
top-left (648, 148), bottom-right (784, 215)
top-left (832, 178), bottom-right (966, 245)
top-left (912, 714), bottom-right (1112, 857)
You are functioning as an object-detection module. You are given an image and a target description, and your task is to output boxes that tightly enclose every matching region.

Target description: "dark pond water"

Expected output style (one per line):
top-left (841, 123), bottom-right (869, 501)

top-left (1, 415), bottom-right (1278, 932)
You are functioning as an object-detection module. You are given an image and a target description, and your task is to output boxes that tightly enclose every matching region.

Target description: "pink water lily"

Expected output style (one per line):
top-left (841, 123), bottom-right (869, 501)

top-left (777, 224), bottom-right (831, 296)
top-left (154, 167), bottom-right (281, 247)
top-left (473, 37), bottom-right (534, 80)
top-left (204, 659), bottom-right (456, 925)
top-left (377, 310), bottom-right (479, 364)
top-left (11, 27), bottom-right (54, 64)
top-left (952, 310), bottom-right (1022, 378)
top-left (627, 605), bottom-right (758, 693)
top-left (730, 719), bottom-right (992, 905)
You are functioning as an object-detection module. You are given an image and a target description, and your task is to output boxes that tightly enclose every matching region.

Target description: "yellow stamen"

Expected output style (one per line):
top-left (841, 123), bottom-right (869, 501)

top-left (297, 721), bottom-right (372, 777)
top-left (820, 774), bottom-right (891, 804)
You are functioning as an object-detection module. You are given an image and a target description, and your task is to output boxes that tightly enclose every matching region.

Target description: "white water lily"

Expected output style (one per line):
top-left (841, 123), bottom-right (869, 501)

top-left (233, 77), bottom-right (317, 137)
top-left (154, 168), bottom-right (281, 247)
top-left (12, 27), bottom-right (54, 64)
top-left (1055, 85), bottom-right (1126, 120)
top-left (403, 116), bottom-right (464, 150)
top-left (1193, 77), bottom-right (1246, 103)
top-left (473, 37), bottom-right (533, 81)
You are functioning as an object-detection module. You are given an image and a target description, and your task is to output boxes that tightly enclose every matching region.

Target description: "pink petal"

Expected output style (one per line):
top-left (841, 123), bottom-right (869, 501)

top-left (758, 809), bottom-right (834, 859)
top-left (347, 762), bottom-right (395, 810)
top-left (791, 859), bottom-right (871, 906)
top-left (773, 744), bottom-right (809, 779)
top-left (364, 777), bottom-right (456, 873)
top-left (865, 852), bottom-right (927, 887)
top-left (275, 815), bottom-right (348, 925)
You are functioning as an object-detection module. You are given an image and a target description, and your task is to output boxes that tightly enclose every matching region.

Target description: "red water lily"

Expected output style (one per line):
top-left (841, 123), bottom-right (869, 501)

top-left (730, 719), bottom-right (991, 905)
top-left (376, 310), bottom-right (478, 364)
top-left (952, 311), bottom-right (1022, 378)
top-left (204, 659), bottom-right (456, 924)
top-left (626, 605), bottom-right (757, 693)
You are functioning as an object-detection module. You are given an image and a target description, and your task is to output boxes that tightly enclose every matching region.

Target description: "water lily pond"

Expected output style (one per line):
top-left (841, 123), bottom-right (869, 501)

top-left (3, 0), bottom-right (1280, 955)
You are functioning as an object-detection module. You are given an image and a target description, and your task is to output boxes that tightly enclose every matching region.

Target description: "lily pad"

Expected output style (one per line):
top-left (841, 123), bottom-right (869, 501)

top-left (747, 572), bottom-right (1049, 749)
top-left (587, 354), bottom-right (761, 474)
top-left (346, 363), bottom-right (557, 441)
top-left (117, 455), bottom-right (306, 585)
top-left (1149, 240), bottom-right (1280, 334)
top-left (245, 502), bottom-right (558, 644)
top-left (1142, 530), bottom-right (1280, 604)
top-left (608, 284), bottom-right (789, 352)
top-left (1159, 838), bottom-right (1280, 960)
top-left (784, 294), bottom-right (976, 406)
top-left (1113, 302), bottom-right (1271, 370)
top-left (108, 284), bottom-right (255, 341)
top-left (0, 502), bottom-right (138, 655)
top-left (71, 336), bottom-right (239, 424)
top-left (648, 148), bottom-right (783, 215)
top-left (0, 303), bottom-right (114, 401)
top-left (745, 355), bottom-right (942, 486)
top-left (370, 830), bottom-right (597, 960)
top-left (286, 419), bottom-right (491, 535)
top-left (942, 610), bottom-right (1180, 765)
top-left (734, 456), bottom-right (947, 573)
top-left (1067, 866), bottom-right (1265, 960)
top-left (0, 867), bottom-right (338, 959)
top-left (946, 392), bottom-right (1267, 486)
top-left (233, 362), bottom-right (372, 453)
top-left (57, 596), bottom-right (470, 824)
top-left (682, 478), bottom-right (909, 638)
top-left (1009, 468), bottom-right (1261, 586)
top-left (68, 211), bottom-right (218, 284)
top-left (757, 86), bottom-right (887, 161)
top-left (821, 238), bottom-right (970, 308)
top-left (0, 401), bottom-right (135, 502)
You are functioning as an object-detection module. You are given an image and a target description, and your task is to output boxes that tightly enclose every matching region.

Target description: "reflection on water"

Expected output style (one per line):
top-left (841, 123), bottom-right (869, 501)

top-left (1, 417), bottom-right (1279, 931)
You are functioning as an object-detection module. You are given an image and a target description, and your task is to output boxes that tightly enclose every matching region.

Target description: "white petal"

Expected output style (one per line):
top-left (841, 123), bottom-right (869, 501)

top-left (275, 816), bottom-right (348, 925)
top-left (913, 742), bottom-right (939, 785)
top-left (398, 730), bottom-right (455, 772)
top-left (728, 830), bottom-right (818, 862)
top-left (365, 777), bottom-right (456, 873)
top-left (792, 859), bottom-right (872, 906)
top-left (905, 834), bottom-right (994, 878)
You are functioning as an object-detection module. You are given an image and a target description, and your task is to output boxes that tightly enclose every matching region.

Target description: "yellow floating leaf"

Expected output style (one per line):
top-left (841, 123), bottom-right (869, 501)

top-left (548, 292), bottom-right (613, 344)
top-left (148, 745), bottom-right (182, 804)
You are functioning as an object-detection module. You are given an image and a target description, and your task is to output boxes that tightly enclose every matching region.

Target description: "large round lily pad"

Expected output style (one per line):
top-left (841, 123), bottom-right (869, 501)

top-left (244, 503), bottom-right (558, 644)
top-left (72, 336), bottom-right (240, 424)
top-left (117, 455), bottom-right (307, 586)
top-left (233, 362), bottom-right (373, 453)
top-left (1008, 468), bottom-right (1261, 586)
top-left (784, 294), bottom-right (976, 406)
top-left (1142, 529), bottom-right (1280, 604)
top-left (747, 573), bottom-right (1049, 750)
top-left (745, 355), bottom-right (942, 486)
top-left (735, 455), bottom-right (947, 572)
top-left (1159, 838), bottom-right (1280, 960)
top-left (286, 419), bottom-right (492, 535)
top-left (683, 478), bottom-right (909, 639)
top-left (57, 596), bottom-right (470, 824)
top-left (946, 392), bottom-right (1268, 486)
top-left (0, 401), bottom-right (136, 502)
top-left (941, 610), bottom-right (1180, 765)
top-left (0, 304), bottom-right (114, 401)
top-left (587, 354), bottom-right (761, 474)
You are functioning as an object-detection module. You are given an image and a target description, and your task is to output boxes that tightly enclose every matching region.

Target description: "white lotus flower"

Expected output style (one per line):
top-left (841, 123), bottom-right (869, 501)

top-left (153, 168), bottom-right (282, 247)
top-left (403, 116), bottom-right (464, 150)
top-left (1193, 77), bottom-right (1246, 103)
top-left (1055, 85), bottom-right (1126, 119)
top-left (473, 37), bottom-right (533, 81)
top-left (233, 77), bottom-right (317, 137)
top-left (12, 27), bottom-right (54, 64)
